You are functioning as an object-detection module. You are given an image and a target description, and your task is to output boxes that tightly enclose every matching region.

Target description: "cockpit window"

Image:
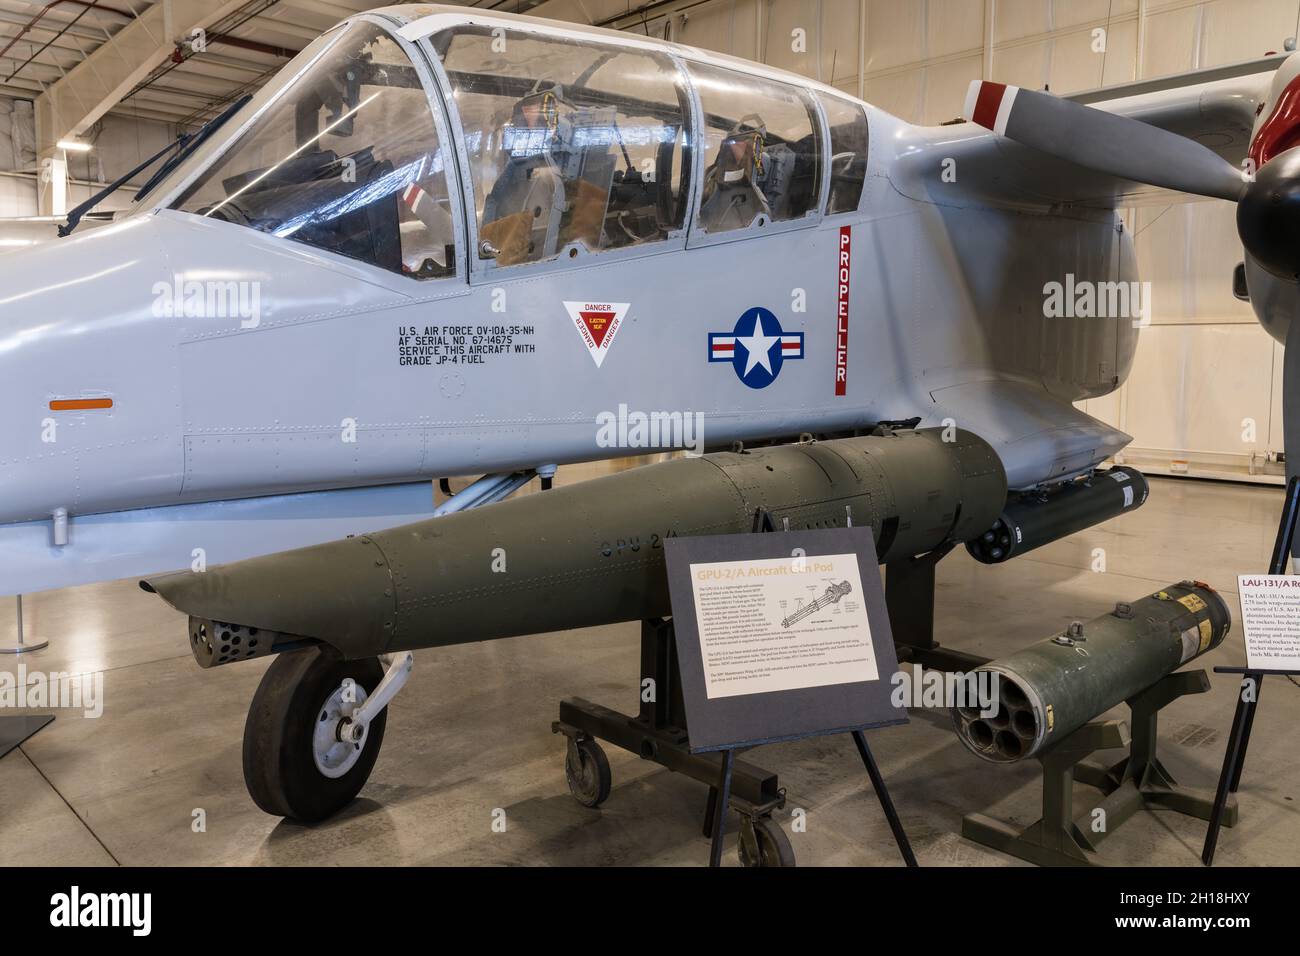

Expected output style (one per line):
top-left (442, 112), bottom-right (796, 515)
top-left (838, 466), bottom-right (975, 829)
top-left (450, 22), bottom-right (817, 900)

top-left (434, 27), bottom-right (691, 268)
top-left (173, 22), bottom-right (456, 280)
top-left (687, 62), bottom-right (821, 233)
top-left (818, 93), bottom-right (868, 214)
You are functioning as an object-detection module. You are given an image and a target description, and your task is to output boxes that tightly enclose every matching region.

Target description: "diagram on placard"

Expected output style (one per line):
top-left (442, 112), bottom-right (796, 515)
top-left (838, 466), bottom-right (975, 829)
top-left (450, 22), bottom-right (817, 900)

top-left (781, 580), bottom-right (853, 628)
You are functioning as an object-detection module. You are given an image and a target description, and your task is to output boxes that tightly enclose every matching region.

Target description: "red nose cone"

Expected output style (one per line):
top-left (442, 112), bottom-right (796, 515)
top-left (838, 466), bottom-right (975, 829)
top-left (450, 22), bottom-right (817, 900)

top-left (1252, 73), bottom-right (1300, 168)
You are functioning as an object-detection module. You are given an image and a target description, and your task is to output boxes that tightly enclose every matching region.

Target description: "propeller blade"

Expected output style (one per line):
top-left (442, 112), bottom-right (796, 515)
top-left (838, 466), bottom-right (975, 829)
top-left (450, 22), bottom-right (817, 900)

top-left (964, 80), bottom-right (1247, 202)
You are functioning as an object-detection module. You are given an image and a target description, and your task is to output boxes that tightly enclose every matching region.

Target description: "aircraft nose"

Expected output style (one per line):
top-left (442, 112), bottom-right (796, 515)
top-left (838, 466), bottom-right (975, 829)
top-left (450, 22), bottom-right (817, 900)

top-left (0, 218), bottom-right (179, 523)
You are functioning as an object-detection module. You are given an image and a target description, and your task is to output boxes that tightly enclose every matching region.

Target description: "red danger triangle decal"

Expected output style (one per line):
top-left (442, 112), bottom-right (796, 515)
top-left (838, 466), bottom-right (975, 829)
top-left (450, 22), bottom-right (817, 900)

top-left (563, 301), bottom-right (630, 368)
top-left (580, 309), bottom-right (614, 347)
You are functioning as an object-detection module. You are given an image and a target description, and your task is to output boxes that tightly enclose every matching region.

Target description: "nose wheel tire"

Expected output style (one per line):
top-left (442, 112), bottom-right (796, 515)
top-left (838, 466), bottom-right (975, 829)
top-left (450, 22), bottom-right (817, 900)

top-left (564, 736), bottom-right (612, 808)
top-left (737, 816), bottom-right (796, 868)
top-left (243, 646), bottom-right (388, 823)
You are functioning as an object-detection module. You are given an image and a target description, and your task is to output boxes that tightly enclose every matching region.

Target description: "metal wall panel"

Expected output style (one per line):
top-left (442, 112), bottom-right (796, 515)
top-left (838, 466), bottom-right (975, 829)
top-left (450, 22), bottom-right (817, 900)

top-left (674, 0), bottom-right (764, 62)
top-left (1134, 201), bottom-right (1254, 324)
top-left (1122, 322), bottom-right (1278, 460)
top-left (0, 176), bottom-right (36, 218)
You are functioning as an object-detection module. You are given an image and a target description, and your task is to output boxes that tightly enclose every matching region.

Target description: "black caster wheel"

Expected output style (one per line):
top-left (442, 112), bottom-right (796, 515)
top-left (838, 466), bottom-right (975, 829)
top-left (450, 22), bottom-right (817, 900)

top-left (738, 816), bottom-right (796, 867)
top-left (243, 646), bottom-right (388, 823)
top-left (564, 736), bottom-right (612, 808)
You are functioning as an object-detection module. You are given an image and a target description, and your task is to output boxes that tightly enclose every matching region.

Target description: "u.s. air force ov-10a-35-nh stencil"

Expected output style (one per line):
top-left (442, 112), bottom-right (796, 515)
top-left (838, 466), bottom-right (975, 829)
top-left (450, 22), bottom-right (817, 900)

top-left (4, 5), bottom-right (1300, 822)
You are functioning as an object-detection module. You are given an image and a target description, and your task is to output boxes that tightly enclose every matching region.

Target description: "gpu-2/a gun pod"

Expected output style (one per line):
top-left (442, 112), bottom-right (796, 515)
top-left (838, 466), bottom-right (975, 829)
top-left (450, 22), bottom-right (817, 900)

top-left (144, 428), bottom-right (1007, 822)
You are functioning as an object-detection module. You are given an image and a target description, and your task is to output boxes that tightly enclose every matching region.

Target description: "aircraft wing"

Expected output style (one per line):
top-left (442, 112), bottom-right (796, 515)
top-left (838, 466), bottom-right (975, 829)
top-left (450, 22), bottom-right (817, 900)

top-left (897, 56), bottom-right (1281, 210)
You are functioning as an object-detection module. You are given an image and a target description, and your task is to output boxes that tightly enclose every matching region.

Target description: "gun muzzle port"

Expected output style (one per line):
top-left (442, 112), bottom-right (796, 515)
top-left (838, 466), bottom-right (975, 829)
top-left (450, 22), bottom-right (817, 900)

top-left (189, 616), bottom-right (289, 668)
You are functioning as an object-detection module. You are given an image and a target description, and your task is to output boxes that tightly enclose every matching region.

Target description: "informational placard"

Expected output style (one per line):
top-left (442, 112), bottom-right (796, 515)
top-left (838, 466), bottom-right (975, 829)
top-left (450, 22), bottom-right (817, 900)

top-left (688, 552), bottom-right (876, 699)
top-left (664, 527), bottom-right (904, 752)
top-left (1237, 575), bottom-right (1300, 671)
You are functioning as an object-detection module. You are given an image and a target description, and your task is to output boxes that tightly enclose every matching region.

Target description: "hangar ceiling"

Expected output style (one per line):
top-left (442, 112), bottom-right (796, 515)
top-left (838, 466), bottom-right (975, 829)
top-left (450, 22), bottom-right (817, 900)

top-left (0, 1), bottom-right (553, 136)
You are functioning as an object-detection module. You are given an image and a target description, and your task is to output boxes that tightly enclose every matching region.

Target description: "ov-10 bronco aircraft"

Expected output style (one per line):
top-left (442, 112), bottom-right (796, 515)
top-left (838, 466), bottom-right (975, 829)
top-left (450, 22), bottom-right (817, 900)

top-left (6, 3), bottom-right (1300, 824)
top-left (8, 3), bottom-right (1292, 598)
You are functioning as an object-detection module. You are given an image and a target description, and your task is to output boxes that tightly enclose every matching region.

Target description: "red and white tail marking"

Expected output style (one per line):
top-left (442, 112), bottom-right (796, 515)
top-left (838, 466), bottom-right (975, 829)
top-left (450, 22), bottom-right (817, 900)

top-left (964, 81), bottom-right (1020, 136)
top-left (402, 183), bottom-right (427, 214)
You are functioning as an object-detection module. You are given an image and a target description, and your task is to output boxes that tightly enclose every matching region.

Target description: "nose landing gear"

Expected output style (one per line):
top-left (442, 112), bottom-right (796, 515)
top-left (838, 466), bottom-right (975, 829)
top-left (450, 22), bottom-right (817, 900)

top-left (243, 646), bottom-right (412, 823)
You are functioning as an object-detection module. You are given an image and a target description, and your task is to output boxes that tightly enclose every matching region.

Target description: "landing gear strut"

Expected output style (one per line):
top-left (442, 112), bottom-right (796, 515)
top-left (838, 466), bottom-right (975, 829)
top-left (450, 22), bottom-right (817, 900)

top-left (243, 646), bottom-right (410, 823)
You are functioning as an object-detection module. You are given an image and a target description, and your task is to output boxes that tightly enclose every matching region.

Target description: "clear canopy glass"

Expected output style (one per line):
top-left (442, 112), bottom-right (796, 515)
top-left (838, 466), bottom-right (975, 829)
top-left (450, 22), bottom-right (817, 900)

top-left (434, 26), bottom-right (692, 267)
top-left (687, 61), bottom-right (822, 233)
top-left (818, 92), bottom-right (868, 215)
top-left (173, 21), bottom-right (456, 279)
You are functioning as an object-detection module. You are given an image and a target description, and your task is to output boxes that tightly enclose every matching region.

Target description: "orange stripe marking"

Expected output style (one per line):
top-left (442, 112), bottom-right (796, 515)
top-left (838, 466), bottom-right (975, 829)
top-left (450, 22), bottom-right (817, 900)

top-left (49, 398), bottom-right (113, 412)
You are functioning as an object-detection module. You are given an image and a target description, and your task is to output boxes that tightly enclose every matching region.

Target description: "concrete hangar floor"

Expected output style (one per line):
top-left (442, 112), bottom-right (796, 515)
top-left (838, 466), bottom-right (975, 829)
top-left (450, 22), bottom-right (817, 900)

top-left (1, 463), bottom-right (1295, 867)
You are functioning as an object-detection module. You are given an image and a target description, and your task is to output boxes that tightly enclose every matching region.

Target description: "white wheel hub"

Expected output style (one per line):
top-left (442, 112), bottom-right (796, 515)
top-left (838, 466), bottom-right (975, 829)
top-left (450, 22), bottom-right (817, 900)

top-left (313, 681), bottom-right (369, 779)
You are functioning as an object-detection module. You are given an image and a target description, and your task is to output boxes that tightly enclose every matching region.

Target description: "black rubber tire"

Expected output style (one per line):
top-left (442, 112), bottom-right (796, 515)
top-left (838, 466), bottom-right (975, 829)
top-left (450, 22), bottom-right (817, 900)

top-left (564, 736), bottom-right (612, 808)
top-left (243, 646), bottom-right (387, 824)
top-left (738, 816), bottom-right (796, 868)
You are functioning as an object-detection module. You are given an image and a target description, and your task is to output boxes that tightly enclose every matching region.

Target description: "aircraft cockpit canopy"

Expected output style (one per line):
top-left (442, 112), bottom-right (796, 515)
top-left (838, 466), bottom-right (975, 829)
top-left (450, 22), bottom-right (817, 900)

top-left (173, 20), bottom-right (458, 279)
top-left (166, 15), bottom-right (868, 280)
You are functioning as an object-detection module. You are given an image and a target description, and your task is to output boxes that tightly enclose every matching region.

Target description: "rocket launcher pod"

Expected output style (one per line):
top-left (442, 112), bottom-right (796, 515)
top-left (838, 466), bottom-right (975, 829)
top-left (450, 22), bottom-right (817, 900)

top-left (143, 428), bottom-right (1006, 666)
top-left (951, 580), bottom-right (1230, 763)
top-left (966, 466), bottom-right (1148, 564)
